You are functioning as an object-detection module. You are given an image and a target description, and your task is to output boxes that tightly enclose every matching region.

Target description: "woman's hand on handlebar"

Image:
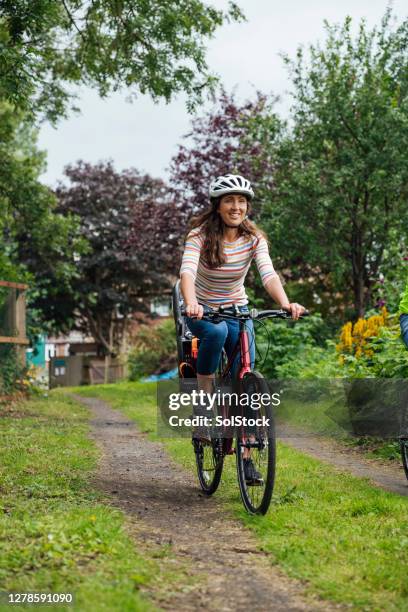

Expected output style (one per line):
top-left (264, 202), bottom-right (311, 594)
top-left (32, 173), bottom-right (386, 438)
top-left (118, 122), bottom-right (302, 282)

top-left (282, 302), bottom-right (306, 320)
top-left (186, 302), bottom-right (204, 319)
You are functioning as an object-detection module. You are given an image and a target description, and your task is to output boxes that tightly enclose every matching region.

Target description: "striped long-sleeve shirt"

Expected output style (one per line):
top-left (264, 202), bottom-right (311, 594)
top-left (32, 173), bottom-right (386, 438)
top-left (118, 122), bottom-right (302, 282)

top-left (179, 227), bottom-right (278, 307)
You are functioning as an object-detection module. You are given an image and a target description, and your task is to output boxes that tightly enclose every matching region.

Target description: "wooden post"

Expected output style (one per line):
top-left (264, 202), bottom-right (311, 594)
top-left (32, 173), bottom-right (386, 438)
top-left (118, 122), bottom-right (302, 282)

top-left (0, 281), bottom-right (29, 367)
top-left (15, 289), bottom-right (27, 366)
top-left (15, 289), bottom-right (26, 336)
top-left (104, 314), bottom-right (114, 384)
top-left (4, 287), bottom-right (16, 335)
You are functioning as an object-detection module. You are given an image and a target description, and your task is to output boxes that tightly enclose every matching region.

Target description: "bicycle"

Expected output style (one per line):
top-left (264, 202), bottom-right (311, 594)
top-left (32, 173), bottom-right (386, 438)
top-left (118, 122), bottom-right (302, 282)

top-left (172, 280), bottom-right (309, 515)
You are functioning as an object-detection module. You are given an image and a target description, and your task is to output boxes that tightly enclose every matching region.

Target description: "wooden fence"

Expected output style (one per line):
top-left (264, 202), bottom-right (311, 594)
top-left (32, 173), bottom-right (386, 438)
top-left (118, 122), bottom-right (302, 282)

top-left (0, 280), bottom-right (29, 365)
top-left (49, 355), bottom-right (127, 388)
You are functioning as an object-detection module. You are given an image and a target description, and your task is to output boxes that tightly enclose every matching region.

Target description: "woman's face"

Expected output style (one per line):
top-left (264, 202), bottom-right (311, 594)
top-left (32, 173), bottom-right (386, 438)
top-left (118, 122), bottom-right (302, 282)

top-left (218, 193), bottom-right (248, 227)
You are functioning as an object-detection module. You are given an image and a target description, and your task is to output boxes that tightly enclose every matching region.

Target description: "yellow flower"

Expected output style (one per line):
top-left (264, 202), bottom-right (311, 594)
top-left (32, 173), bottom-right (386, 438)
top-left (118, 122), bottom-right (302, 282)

top-left (337, 307), bottom-right (388, 360)
top-left (337, 321), bottom-right (353, 352)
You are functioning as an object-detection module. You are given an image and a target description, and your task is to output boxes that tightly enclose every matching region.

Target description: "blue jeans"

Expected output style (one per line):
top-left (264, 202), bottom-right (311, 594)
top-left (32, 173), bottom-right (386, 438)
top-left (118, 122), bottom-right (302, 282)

top-left (186, 305), bottom-right (256, 378)
top-left (400, 314), bottom-right (408, 349)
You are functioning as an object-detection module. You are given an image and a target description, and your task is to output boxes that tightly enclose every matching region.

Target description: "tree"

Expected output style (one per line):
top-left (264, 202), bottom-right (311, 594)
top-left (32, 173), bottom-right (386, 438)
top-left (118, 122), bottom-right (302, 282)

top-left (169, 90), bottom-right (283, 307)
top-left (0, 100), bottom-right (86, 340)
top-left (0, 0), bottom-right (244, 123)
top-left (261, 11), bottom-right (408, 317)
top-left (50, 161), bottom-right (185, 357)
top-left (169, 90), bottom-right (282, 217)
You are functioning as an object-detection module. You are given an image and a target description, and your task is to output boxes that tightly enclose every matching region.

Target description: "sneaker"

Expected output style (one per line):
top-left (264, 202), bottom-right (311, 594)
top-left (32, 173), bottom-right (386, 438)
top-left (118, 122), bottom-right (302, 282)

top-left (192, 425), bottom-right (212, 443)
top-left (191, 413), bottom-right (212, 443)
top-left (243, 458), bottom-right (264, 486)
top-left (192, 404), bottom-right (214, 443)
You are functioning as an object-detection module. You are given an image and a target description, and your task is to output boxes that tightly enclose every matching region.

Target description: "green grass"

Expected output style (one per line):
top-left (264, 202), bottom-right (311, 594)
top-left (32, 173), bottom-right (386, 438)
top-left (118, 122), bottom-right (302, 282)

top-left (0, 391), bottom-right (188, 611)
top-left (70, 381), bottom-right (408, 611)
top-left (344, 436), bottom-right (403, 461)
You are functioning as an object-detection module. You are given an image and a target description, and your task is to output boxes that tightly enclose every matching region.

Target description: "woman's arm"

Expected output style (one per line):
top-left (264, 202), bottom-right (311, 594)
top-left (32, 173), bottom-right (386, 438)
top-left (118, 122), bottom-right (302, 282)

top-left (180, 273), bottom-right (203, 319)
top-left (264, 276), bottom-right (304, 320)
top-left (179, 230), bottom-right (204, 319)
top-left (263, 275), bottom-right (290, 309)
top-left (254, 236), bottom-right (305, 320)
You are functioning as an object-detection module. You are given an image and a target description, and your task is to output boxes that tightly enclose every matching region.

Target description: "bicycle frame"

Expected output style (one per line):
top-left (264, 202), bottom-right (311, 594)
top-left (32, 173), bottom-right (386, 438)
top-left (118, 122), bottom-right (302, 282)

top-left (210, 317), bottom-right (254, 454)
top-left (218, 318), bottom-right (253, 381)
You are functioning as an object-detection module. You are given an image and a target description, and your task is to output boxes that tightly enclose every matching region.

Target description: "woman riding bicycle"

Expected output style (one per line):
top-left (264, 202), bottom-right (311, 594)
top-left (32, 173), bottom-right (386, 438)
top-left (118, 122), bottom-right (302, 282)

top-left (179, 173), bottom-right (306, 487)
top-left (179, 173), bottom-right (306, 402)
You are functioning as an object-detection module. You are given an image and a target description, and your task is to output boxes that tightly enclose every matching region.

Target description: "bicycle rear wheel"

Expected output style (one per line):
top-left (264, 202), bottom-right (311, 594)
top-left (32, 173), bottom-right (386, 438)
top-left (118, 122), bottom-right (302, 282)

top-left (236, 371), bottom-right (276, 515)
top-left (193, 437), bottom-right (224, 495)
top-left (192, 349), bottom-right (228, 495)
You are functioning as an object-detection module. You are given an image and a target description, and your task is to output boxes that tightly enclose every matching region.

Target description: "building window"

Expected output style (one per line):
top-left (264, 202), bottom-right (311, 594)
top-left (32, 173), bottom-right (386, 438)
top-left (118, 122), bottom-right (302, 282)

top-left (150, 299), bottom-right (171, 317)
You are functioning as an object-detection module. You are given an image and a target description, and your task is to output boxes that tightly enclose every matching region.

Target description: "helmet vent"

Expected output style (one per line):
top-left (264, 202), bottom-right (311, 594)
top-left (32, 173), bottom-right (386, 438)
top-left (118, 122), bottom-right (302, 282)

top-left (209, 174), bottom-right (254, 199)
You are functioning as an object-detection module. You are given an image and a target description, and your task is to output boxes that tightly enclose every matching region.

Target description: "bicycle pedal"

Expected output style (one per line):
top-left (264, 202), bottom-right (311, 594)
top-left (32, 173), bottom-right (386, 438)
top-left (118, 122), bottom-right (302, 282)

top-left (246, 479), bottom-right (264, 487)
top-left (192, 432), bottom-right (212, 444)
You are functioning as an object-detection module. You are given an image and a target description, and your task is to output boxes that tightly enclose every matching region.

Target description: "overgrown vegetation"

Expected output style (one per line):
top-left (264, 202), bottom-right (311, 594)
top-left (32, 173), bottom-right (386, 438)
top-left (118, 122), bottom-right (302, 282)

top-left (273, 308), bottom-right (408, 380)
top-left (0, 345), bottom-right (27, 397)
top-left (128, 319), bottom-right (177, 379)
top-left (254, 313), bottom-right (331, 378)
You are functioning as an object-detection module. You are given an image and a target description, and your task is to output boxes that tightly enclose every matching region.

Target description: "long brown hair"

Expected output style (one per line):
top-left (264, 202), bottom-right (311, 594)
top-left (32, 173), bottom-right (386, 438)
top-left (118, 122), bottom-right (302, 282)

top-left (186, 197), bottom-right (268, 268)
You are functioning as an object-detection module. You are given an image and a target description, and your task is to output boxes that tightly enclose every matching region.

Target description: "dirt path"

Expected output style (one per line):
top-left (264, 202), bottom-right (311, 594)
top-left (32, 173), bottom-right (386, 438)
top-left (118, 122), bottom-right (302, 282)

top-left (277, 424), bottom-right (408, 497)
top-left (70, 393), bottom-right (343, 612)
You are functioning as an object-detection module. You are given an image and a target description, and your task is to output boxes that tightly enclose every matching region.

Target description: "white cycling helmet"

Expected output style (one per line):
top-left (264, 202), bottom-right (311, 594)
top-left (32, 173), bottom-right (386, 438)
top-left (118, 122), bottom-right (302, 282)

top-left (209, 174), bottom-right (254, 199)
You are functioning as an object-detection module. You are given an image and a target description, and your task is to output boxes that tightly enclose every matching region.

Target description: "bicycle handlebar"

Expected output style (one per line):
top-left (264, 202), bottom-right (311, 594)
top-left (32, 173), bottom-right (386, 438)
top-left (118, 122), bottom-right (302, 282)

top-left (180, 305), bottom-right (310, 321)
top-left (250, 308), bottom-right (310, 320)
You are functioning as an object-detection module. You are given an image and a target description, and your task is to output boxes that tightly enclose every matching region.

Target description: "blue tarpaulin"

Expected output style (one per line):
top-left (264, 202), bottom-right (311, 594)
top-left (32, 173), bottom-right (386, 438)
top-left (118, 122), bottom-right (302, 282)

top-left (141, 367), bottom-right (178, 382)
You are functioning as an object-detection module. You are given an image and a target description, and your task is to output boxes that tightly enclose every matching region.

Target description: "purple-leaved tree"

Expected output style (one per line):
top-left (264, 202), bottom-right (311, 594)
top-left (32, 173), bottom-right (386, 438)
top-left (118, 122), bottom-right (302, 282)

top-left (169, 90), bottom-right (282, 220)
top-left (49, 161), bottom-right (185, 357)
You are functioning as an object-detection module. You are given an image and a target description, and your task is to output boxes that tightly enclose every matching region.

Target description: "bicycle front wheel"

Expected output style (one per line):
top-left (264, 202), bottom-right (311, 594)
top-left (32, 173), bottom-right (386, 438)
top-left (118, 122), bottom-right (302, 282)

top-left (236, 371), bottom-right (276, 515)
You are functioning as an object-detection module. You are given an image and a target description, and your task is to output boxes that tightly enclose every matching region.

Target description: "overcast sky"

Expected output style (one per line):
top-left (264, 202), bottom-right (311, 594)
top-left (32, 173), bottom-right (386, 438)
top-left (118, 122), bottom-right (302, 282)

top-left (38, 0), bottom-right (407, 187)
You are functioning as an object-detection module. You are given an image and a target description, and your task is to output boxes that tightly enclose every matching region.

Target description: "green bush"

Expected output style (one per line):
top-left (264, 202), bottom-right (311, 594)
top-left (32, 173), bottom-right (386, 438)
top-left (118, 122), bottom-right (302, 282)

top-left (127, 318), bottom-right (177, 380)
top-left (255, 313), bottom-right (331, 378)
top-left (275, 314), bottom-right (408, 380)
top-left (328, 322), bottom-right (407, 379)
top-left (0, 344), bottom-right (27, 395)
top-left (275, 341), bottom-right (342, 378)
top-left (338, 325), bottom-right (408, 437)
top-left (363, 325), bottom-right (408, 378)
